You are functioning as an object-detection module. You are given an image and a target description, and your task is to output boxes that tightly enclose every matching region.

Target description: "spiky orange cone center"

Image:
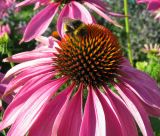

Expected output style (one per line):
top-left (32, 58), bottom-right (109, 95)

top-left (55, 24), bottom-right (123, 87)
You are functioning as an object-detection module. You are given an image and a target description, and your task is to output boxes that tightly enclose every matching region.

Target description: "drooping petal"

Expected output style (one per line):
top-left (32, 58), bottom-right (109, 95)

top-left (57, 4), bottom-right (71, 37)
top-left (85, 0), bottom-right (124, 17)
top-left (84, 0), bottom-right (108, 12)
top-left (0, 84), bottom-right (6, 96)
top-left (3, 58), bottom-right (53, 81)
top-left (121, 62), bottom-right (158, 89)
top-left (3, 50), bottom-right (54, 63)
top-left (120, 63), bottom-right (160, 116)
top-left (57, 1), bottom-right (94, 37)
top-left (0, 74), bottom-right (57, 130)
top-left (121, 78), bottom-right (160, 116)
top-left (71, 1), bottom-right (93, 23)
top-left (103, 85), bottom-right (138, 136)
top-left (147, 0), bottom-right (160, 11)
top-left (29, 83), bottom-right (75, 136)
top-left (4, 68), bottom-right (54, 96)
top-left (6, 78), bottom-right (67, 136)
top-left (115, 83), bottom-right (154, 136)
top-left (0, 72), bottom-right (4, 80)
top-left (84, 1), bottom-right (122, 28)
top-left (79, 86), bottom-right (106, 136)
top-left (21, 3), bottom-right (59, 42)
top-left (95, 88), bottom-right (126, 136)
top-left (0, 85), bottom-right (13, 104)
top-left (16, 0), bottom-right (37, 8)
top-left (136, 0), bottom-right (149, 4)
top-left (51, 83), bottom-right (76, 135)
top-left (57, 84), bottom-right (83, 136)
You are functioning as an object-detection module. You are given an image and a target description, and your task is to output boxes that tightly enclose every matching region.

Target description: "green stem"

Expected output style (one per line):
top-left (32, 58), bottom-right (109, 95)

top-left (7, 51), bottom-right (14, 68)
top-left (124, 0), bottom-right (133, 65)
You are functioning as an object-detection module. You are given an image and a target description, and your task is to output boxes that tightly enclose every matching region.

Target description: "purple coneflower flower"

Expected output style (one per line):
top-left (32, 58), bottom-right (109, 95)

top-left (137, 0), bottom-right (160, 20)
top-left (142, 43), bottom-right (160, 56)
top-left (0, 22), bottom-right (160, 136)
top-left (0, 0), bottom-right (16, 19)
top-left (17, 0), bottom-right (123, 42)
top-left (0, 24), bottom-right (11, 37)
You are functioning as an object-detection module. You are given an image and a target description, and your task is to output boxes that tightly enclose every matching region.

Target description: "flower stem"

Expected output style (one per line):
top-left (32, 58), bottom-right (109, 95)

top-left (7, 51), bottom-right (14, 68)
top-left (124, 0), bottom-right (133, 65)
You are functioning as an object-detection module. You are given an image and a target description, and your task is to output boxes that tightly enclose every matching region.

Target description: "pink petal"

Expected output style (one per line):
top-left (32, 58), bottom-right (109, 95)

top-left (85, 0), bottom-right (124, 17)
top-left (57, 84), bottom-right (83, 136)
top-left (115, 83), bottom-right (154, 136)
top-left (21, 3), bottom-right (59, 42)
top-left (120, 64), bottom-right (160, 116)
top-left (4, 50), bottom-right (54, 63)
top-left (0, 74), bottom-right (54, 130)
top-left (80, 86), bottom-right (106, 136)
top-left (103, 85), bottom-right (138, 136)
top-left (147, 0), bottom-right (160, 11)
top-left (29, 84), bottom-right (75, 136)
top-left (84, 1), bottom-right (122, 28)
top-left (0, 102), bottom-right (2, 111)
top-left (3, 58), bottom-right (53, 81)
top-left (84, 0), bottom-right (108, 12)
top-left (0, 72), bottom-right (4, 80)
top-left (121, 78), bottom-right (160, 116)
top-left (4, 68), bottom-right (54, 96)
top-left (0, 84), bottom-right (6, 95)
top-left (136, 0), bottom-right (149, 4)
top-left (121, 63), bottom-right (158, 89)
top-left (71, 1), bottom-right (93, 23)
top-left (57, 1), bottom-right (94, 37)
top-left (16, 0), bottom-right (37, 7)
top-left (57, 4), bottom-right (71, 37)
top-left (95, 88), bottom-right (126, 136)
top-left (51, 83), bottom-right (76, 135)
top-left (6, 78), bottom-right (67, 136)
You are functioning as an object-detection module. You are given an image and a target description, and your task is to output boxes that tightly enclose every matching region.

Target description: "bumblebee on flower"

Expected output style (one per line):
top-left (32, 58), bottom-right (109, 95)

top-left (16, 0), bottom-right (123, 43)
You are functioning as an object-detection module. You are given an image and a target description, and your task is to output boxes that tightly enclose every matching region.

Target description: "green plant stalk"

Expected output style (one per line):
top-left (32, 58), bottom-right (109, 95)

top-left (7, 50), bottom-right (14, 68)
top-left (124, 0), bottom-right (133, 65)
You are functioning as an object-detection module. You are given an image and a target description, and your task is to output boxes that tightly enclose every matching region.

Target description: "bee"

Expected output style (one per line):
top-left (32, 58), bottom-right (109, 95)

top-left (63, 18), bottom-right (88, 37)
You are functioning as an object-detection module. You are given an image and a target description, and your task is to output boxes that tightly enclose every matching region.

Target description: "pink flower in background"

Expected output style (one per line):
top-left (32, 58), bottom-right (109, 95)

top-left (137, 0), bottom-right (160, 20)
top-left (0, 22), bottom-right (159, 136)
top-left (0, 0), bottom-right (9, 18)
top-left (0, 0), bottom-right (16, 18)
top-left (17, 0), bottom-right (123, 42)
top-left (137, 0), bottom-right (160, 10)
top-left (0, 24), bottom-right (11, 37)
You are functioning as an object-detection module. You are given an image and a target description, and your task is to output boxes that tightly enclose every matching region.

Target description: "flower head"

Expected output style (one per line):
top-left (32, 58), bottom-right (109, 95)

top-left (0, 24), bottom-right (11, 37)
top-left (0, 22), bottom-right (160, 136)
top-left (143, 43), bottom-right (160, 56)
top-left (0, 0), bottom-right (16, 19)
top-left (17, 0), bottom-right (123, 42)
top-left (137, 0), bottom-right (160, 20)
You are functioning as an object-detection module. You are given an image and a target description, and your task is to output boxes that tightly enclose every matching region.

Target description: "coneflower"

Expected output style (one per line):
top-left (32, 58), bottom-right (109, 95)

top-left (0, 23), bottom-right (160, 136)
top-left (137, 0), bottom-right (160, 20)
